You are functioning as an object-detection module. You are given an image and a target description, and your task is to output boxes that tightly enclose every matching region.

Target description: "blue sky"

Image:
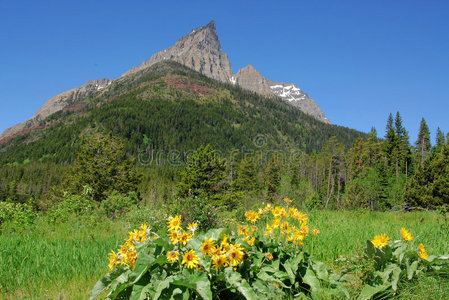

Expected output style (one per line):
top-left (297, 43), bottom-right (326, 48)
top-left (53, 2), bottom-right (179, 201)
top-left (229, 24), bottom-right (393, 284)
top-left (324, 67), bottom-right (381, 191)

top-left (1, 0), bottom-right (448, 144)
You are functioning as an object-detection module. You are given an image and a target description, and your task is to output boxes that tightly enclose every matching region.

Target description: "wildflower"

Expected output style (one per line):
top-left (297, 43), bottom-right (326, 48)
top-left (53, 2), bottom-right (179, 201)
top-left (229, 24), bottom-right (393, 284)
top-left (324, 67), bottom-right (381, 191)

top-left (271, 218), bottom-right (281, 229)
top-left (179, 231), bottom-right (192, 246)
top-left (221, 235), bottom-right (231, 252)
top-left (245, 210), bottom-right (260, 224)
top-left (293, 231), bottom-right (305, 245)
top-left (182, 249), bottom-right (200, 269)
top-left (251, 225), bottom-right (258, 233)
top-left (212, 255), bottom-right (228, 270)
top-left (210, 246), bottom-right (222, 257)
top-left (281, 221), bottom-right (291, 234)
top-left (299, 212), bottom-right (308, 224)
top-left (419, 243), bottom-right (429, 260)
top-left (169, 230), bottom-right (180, 245)
top-left (265, 224), bottom-right (274, 239)
top-left (229, 244), bottom-right (245, 266)
top-left (244, 235), bottom-right (255, 246)
top-left (272, 206), bottom-right (283, 218)
top-left (187, 222), bottom-right (198, 234)
top-left (283, 197), bottom-right (293, 204)
top-left (167, 251), bottom-right (179, 263)
top-left (371, 233), bottom-right (389, 248)
top-left (265, 203), bottom-right (272, 211)
top-left (167, 215), bottom-right (182, 232)
top-left (265, 252), bottom-right (273, 260)
top-left (238, 225), bottom-right (250, 236)
top-left (108, 250), bottom-right (118, 271)
top-left (401, 228), bottom-right (414, 241)
top-left (200, 237), bottom-right (215, 256)
top-left (312, 228), bottom-right (320, 236)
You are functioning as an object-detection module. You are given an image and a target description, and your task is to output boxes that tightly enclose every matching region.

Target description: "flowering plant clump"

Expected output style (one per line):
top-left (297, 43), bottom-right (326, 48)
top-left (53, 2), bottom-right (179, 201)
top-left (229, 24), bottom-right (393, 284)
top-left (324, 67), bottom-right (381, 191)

top-left (91, 202), bottom-right (349, 299)
top-left (358, 228), bottom-right (449, 299)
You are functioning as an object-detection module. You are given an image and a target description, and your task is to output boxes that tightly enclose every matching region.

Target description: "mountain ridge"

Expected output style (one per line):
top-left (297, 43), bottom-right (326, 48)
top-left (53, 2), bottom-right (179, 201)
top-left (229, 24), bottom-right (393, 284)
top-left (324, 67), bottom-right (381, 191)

top-left (2, 21), bottom-right (331, 142)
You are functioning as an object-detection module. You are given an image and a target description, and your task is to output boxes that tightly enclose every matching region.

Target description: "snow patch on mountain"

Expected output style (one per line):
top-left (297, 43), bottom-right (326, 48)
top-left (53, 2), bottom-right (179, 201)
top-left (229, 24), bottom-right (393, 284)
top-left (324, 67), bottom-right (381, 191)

top-left (270, 84), bottom-right (308, 102)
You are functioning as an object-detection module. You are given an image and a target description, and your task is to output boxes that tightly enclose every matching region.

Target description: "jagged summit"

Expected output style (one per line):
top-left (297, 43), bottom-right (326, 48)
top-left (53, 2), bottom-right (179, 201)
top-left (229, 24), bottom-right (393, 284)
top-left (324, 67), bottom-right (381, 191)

top-left (122, 20), bottom-right (232, 82)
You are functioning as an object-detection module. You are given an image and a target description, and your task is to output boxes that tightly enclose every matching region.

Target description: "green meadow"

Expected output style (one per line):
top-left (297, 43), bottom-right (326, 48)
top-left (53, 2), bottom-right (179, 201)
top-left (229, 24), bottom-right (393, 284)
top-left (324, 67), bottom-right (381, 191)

top-left (1, 210), bottom-right (448, 299)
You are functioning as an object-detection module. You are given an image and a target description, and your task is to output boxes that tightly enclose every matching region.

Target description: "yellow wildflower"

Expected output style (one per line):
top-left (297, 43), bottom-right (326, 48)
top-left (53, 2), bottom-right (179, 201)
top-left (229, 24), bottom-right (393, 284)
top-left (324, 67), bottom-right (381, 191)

top-left (169, 230), bottom-right (180, 245)
top-left (108, 250), bottom-right (118, 271)
top-left (167, 251), bottom-right (179, 263)
top-left (245, 210), bottom-right (260, 224)
top-left (221, 234), bottom-right (231, 252)
top-left (244, 235), bottom-right (255, 246)
top-left (179, 231), bottom-right (192, 246)
top-left (210, 246), bottom-right (222, 257)
top-left (167, 215), bottom-right (182, 232)
top-left (272, 206), bottom-right (283, 218)
top-left (312, 228), bottom-right (320, 236)
top-left (229, 244), bottom-right (245, 266)
top-left (401, 228), bottom-right (414, 241)
top-left (281, 221), bottom-right (291, 234)
top-left (187, 222), bottom-right (198, 234)
top-left (419, 243), bottom-right (429, 260)
top-left (212, 254), bottom-right (228, 270)
top-left (265, 252), bottom-right (274, 260)
top-left (371, 233), bottom-right (389, 248)
top-left (271, 218), bottom-right (281, 229)
top-left (200, 237), bottom-right (215, 256)
top-left (283, 197), bottom-right (293, 204)
top-left (182, 249), bottom-right (200, 269)
top-left (238, 225), bottom-right (250, 236)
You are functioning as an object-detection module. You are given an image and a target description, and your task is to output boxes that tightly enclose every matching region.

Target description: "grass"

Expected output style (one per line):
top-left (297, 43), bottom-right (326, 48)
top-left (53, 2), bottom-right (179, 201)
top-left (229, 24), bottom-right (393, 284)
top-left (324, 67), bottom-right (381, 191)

top-left (1, 210), bottom-right (448, 299)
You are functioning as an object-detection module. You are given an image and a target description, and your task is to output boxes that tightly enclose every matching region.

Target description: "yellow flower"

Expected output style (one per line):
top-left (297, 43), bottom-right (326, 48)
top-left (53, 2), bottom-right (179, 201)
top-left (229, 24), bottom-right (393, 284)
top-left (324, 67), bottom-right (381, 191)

top-left (238, 225), bottom-right (248, 236)
top-left (212, 254), bottom-right (228, 270)
top-left (419, 243), bottom-right (429, 260)
top-left (245, 210), bottom-right (260, 224)
top-left (283, 197), bottom-right (293, 204)
top-left (265, 203), bottom-right (272, 211)
top-left (200, 237), bottom-right (215, 256)
top-left (299, 212), bottom-right (308, 224)
top-left (169, 230), bottom-right (180, 245)
top-left (210, 246), bottom-right (222, 257)
top-left (167, 251), bottom-right (179, 262)
top-left (293, 231), bottom-right (305, 245)
top-left (312, 228), bottom-right (320, 236)
top-left (108, 250), bottom-right (118, 271)
top-left (187, 222), bottom-right (198, 234)
top-left (265, 224), bottom-right (274, 239)
top-left (371, 233), bottom-right (389, 248)
top-left (221, 235), bottom-right (231, 252)
top-left (182, 249), bottom-right (200, 269)
top-left (265, 252), bottom-right (273, 260)
top-left (281, 221), bottom-right (291, 234)
top-left (251, 225), bottom-right (258, 233)
top-left (271, 206), bottom-right (283, 218)
top-left (244, 235), bottom-right (255, 246)
top-left (167, 215), bottom-right (182, 232)
top-left (179, 231), bottom-right (192, 246)
top-left (401, 228), bottom-right (414, 241)
top-left (271, 218), bottom-right (281, 229)
top-left (229, 244), bottom-right (245, 266)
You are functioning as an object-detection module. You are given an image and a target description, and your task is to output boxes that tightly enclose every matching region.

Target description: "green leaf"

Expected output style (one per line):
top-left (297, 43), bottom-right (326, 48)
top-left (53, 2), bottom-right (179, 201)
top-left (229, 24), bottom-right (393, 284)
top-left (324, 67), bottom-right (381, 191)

top-left (303, 267), bottom-right (321, 292)
top-left (154, 275), bottom-right (176, 300)
top-left (407, 260), bottom-right (419, 280)
top-left (225, 268), bottom-right (258, 300)
top-left (90, 266), bottom-right (127, 299)
top-left (358, 284), bottom-right (388, 300)
top-left (204, 228), bottom-right (228, 241)
top-left (130, 251), bottom-right (156, 283)
top-left (105, 270), bottom-right (133, 299)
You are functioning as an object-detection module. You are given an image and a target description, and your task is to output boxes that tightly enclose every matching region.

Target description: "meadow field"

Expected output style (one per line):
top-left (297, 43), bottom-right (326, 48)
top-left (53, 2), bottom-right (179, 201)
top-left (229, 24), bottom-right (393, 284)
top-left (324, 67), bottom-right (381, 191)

top-left (1, 209), bottom-right (448, 299)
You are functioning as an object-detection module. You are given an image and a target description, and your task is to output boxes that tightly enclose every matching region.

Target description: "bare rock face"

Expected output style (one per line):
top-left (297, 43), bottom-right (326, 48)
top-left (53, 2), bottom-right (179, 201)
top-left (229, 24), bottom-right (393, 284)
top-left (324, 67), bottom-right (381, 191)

top-left (123, 21), bottom-right (233, 82)
top-left (0, 79), bottom-right (111, 140)
top-left (232, 65), bottom-right (330, 124)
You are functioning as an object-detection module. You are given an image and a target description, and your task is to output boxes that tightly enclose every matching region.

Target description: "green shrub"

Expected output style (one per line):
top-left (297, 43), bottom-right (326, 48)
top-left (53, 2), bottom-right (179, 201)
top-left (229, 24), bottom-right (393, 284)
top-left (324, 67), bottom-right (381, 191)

top-left (124, 205), bottom-right (168, 232)
top-left (101, 191), bottom-right (138, 218)
top-left (171, 197), bottom-right (219, 231)
top-left (46, 194), bottom-right (96, 223)
top-left (0, 201), bottom-right (37, 230)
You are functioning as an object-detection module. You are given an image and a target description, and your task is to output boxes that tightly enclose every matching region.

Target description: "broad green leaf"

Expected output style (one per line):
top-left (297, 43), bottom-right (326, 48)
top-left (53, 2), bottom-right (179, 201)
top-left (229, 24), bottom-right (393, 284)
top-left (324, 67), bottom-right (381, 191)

top-left (303, 267), bottom-right (321, 292)
top-left (130, 251), bottom-right (156, 283)
top-left (225, 268), bottom-right (258, 300)
top-left (105, 271), bottom-right (133, 300)
top-left (407, 260), bottom-right (419, 280)
top-left (358, 284), bottom-right (388, 300)
top-left (204, 228), bottom-right (228, 241)
top-left (153, 275), bottom-right (176, 300)
top-left (390, 265), bottom-right (401, 292)
top-left (90, 266), bottom-right (127, 299)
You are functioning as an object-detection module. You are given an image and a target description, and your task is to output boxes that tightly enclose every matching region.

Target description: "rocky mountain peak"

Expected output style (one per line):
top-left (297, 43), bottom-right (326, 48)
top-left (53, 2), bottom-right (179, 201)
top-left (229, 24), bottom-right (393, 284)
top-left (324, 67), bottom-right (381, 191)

top-left (122, 21), bottom-right (232, 82)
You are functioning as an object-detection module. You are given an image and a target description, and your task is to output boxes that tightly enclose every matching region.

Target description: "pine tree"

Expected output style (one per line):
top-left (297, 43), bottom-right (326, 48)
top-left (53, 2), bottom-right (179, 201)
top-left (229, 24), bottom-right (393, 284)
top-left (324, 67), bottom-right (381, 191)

top-left (62, 134), bottom-right (141, 202)
top-left (232, 156), bottom-right (258, 191)
top-left (435, 127), bottom-right (445, 153)
top-left (415, 117), bottom-right (431, 164)
top-left (177, 145), bottom-right (227, 198)
top-left (264, 157), bottom-right (281, 202)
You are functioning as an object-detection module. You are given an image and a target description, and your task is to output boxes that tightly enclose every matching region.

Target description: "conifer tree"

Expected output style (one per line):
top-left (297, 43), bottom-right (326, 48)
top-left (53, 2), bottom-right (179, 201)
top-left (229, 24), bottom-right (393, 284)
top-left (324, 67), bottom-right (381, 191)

top-left (415, 117), bottom-right (431, 164)
top-left (264, 157), bottom-right (281, 202)
top-left (435, 127), bottom-right (446, 153)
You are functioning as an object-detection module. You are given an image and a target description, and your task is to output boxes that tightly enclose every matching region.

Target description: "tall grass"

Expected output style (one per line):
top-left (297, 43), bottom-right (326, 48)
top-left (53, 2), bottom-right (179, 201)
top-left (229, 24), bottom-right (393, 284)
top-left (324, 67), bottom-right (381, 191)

top-left (1, 210), bottom-right (447, 299)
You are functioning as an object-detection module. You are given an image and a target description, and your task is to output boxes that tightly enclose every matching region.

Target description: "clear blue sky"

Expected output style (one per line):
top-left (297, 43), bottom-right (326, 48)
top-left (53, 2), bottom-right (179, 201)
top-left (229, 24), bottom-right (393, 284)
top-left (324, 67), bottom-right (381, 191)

top-left (1, 0), bottom-right (448, 144)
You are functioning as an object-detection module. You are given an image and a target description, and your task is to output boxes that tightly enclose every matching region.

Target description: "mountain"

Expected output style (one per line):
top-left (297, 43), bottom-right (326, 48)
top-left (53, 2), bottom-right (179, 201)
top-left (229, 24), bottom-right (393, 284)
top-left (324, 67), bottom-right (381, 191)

top-left (122, 21), bottom-right (232, 82)
top-left (0, 61), bottom-right (365, 165)
top-left (232, 65), bottom-right (329, 123)
top-left (1, 21), bottom-right (336, 147)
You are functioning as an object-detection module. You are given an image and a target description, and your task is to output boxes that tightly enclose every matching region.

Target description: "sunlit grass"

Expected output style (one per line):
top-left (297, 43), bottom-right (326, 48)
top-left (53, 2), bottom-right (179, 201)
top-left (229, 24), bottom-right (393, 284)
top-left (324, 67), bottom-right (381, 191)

top-left (1, 210), bottom-right (447, 298)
